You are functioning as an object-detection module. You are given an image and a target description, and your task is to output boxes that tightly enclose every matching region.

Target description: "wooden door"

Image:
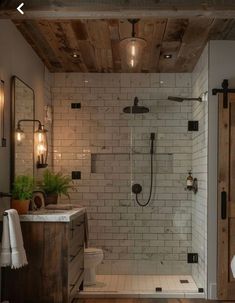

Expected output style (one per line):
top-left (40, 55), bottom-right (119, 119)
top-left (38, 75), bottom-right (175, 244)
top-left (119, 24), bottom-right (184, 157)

top-left (218, 92), bottom-right (235, 299)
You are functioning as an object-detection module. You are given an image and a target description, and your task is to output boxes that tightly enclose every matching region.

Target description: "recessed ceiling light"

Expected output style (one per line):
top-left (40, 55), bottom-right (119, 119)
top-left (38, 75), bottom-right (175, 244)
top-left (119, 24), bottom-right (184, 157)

top-left (84, 80), bottom-right (89, 83)
top-left (164, 54), bottom-right (172, 59)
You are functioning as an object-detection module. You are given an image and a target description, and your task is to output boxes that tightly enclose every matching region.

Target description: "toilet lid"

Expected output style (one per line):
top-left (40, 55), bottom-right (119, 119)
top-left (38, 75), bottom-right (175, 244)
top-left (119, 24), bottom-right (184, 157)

top-left (85, 247), bottom-right (103, 255)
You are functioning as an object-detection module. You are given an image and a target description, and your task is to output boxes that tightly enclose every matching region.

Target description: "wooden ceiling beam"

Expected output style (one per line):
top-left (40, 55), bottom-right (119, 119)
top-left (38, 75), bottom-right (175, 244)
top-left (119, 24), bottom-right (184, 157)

top-left (11, 17), bottom-right (235, 73)
top-left (14, 20), bottom-right (62, 72)
top-left (2, 1), bottom-right (235, 19)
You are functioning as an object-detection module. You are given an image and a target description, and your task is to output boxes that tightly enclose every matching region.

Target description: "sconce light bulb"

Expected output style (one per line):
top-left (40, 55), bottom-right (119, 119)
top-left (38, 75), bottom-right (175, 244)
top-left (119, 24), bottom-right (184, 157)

top-left (16, 128), bottom-right (25, 144)
top-left (38, 132), bottom-right (43, 143)
top-left (38, 143), bottom-right (46, 152)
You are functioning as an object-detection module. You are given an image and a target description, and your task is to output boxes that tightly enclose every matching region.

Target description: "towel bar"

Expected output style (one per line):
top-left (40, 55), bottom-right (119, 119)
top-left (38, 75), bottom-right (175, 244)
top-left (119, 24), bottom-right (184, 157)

top-left (3, 212), bottom-right (7, 216)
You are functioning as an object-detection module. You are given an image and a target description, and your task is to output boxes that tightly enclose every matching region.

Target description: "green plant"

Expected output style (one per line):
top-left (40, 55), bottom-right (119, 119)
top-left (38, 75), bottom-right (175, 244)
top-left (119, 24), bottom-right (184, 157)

top-left (39, 170), bottom-right (71, 198)
top-left (12, 175), bottom-right (35, 201)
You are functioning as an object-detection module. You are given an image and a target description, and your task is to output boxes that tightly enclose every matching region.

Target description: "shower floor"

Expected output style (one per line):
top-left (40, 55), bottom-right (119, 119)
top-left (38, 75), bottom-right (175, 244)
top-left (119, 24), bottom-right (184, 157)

top-left (79, 275), bottom-right (204, 298)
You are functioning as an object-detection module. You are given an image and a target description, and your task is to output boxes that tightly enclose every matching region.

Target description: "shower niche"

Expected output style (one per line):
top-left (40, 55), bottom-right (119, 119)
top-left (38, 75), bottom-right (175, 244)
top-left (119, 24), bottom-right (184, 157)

top-left (90, 152), bottom-right (173, 175)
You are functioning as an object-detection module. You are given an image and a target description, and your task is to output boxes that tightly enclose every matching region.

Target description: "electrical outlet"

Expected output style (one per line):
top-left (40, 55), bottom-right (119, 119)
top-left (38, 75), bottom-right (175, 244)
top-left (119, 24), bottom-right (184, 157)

top-left (187, 253), bottom-right (198, 263)
top-left (188, 121), bottom-right (199, 131)
top-left (72, 171), bottom-right (81, 180)
top-left (71, 103), bottom-right (81, 109)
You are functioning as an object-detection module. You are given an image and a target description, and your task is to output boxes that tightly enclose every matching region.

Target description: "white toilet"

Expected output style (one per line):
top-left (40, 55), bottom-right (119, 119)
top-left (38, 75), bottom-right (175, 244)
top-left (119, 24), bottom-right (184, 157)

top-left (84, 248), bottom-right (103, 286)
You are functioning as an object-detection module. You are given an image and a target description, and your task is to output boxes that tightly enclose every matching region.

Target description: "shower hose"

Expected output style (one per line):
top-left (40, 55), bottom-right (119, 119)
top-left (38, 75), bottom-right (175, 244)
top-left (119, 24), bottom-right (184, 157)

top-left (135, 150), bottom-right (153, 207)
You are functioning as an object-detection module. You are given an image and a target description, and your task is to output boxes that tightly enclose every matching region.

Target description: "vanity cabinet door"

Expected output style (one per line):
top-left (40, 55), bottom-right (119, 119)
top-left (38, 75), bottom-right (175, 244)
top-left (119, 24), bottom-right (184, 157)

top-left (69, 214), bottom-right (85, 301)
top-left (1, 222), bottom-right (69, 303)
top-left (1, 216), bottom-right (85, 303)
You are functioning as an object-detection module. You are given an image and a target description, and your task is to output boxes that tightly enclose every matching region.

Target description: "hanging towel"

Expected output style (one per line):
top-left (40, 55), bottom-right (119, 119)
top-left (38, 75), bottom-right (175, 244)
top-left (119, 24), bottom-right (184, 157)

top-left (1, 209), bottom-right (28, 269)
top-left (0, 213), bottom-right (11, 267)
top-left (231, 255), bottom-right (235, 277)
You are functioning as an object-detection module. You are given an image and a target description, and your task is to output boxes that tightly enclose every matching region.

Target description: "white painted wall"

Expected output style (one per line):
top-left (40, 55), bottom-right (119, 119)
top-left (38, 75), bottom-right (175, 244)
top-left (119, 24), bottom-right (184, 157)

top-left (0, 20), bottom-right (49, 210)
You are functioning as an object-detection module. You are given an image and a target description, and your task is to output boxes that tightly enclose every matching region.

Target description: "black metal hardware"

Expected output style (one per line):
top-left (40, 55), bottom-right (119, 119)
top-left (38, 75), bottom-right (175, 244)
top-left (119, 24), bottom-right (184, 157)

top-left (180, 279), bottom-right (189, 284)
top-left (198, 288), bottom-right (204, 293)
top-left (70, 228), bottom-right (75, 232)
top-left (76, 222), bottom-right (84, 227)
top-left (187, 253), bottom-right (198, 263)
top-left (132, 183), bottom-right (142, 194)
top-left (2, 138), bottom-right (6, 147)
top-left (221, 191), bottom-right (227, 220)
top-left (188, 121), bottom-right (199, 131)
top-left (155, 287), bottom-right (162, 292)
top-left (0, 192), bottom-right (12, 198)
top-left (212, 79), bottom-right (235, 108)
top-left (127, 19), bottom-right (140, 37)
top-left (71, 103), bottom-right (81, 109)
top-left (0, 80), bottom-right (6, 148)
top-left (72, 171), bottom-right (81, 180)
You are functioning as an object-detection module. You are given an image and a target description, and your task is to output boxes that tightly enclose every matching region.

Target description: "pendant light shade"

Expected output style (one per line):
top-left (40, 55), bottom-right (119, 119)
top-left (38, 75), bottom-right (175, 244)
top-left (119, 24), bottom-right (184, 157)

top-left (120, 37), bottom-right (147, 68)
top-left (120, 19), bottom-right (146, 69)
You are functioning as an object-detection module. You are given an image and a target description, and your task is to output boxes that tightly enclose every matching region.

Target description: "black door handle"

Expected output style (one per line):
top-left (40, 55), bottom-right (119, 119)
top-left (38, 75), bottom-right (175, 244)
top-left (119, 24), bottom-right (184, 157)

top-left (221, 191), bottom-right (227, 220)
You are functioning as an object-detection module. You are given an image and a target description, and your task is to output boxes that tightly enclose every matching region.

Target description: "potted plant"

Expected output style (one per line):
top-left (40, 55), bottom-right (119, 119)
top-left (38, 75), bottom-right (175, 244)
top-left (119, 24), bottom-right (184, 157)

top-left (39, 170), bottom-right (71, 205)
top-left (11, 175), bottom-right (34, 214)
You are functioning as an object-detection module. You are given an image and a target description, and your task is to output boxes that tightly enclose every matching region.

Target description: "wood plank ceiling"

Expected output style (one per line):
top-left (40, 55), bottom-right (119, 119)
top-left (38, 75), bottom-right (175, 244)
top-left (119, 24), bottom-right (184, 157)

top-left (13, 18), bottom-right (235, 72)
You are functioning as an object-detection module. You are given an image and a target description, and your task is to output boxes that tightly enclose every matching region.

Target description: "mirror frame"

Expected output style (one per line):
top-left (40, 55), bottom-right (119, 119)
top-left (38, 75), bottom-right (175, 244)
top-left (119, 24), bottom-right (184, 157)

top-left (10, 76), bottom-right (35, 187)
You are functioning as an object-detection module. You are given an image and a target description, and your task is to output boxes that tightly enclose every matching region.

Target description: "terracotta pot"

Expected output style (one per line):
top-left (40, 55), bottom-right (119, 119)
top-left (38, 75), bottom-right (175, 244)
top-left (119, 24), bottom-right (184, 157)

top-left (44, 194), bottom-right (58, 206)
top-left (11, 199), bottom-right (30, 215)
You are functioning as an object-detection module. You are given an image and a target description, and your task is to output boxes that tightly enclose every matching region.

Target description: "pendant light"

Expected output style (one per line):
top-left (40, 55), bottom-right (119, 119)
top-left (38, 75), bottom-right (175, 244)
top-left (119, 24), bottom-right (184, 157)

top-left (120, 19), bottom-right (147, 68)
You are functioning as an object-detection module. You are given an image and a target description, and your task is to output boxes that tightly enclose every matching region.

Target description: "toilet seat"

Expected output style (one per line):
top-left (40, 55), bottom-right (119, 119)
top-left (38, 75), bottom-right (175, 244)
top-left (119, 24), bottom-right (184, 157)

top-left (85, 247), bottom-right (103, 255)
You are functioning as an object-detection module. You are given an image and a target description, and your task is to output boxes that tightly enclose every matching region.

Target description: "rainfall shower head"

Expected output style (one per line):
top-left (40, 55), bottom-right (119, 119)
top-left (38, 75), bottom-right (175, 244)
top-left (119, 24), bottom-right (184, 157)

top-left (123, 97), bottom-right (149, 114)
top-left (168, 96), bottom-right (202, 102)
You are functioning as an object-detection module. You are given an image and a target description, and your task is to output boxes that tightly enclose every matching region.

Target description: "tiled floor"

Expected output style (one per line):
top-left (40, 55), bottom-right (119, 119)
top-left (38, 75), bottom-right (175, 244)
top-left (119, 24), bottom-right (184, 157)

top-left (80, 275), bottom-right (204, 298)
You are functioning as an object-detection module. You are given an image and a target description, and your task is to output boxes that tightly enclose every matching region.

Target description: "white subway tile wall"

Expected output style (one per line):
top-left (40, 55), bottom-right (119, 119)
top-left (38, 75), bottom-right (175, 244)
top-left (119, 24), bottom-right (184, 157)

top-left (52, 73), bottom-right (194, 275)
top-left (191, 46), bottom-right (208, 290)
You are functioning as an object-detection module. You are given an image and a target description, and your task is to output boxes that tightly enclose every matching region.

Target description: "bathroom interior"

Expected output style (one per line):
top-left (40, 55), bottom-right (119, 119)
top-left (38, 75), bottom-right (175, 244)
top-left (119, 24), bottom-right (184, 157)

top-left (1, 1), bottom-right (235, 302)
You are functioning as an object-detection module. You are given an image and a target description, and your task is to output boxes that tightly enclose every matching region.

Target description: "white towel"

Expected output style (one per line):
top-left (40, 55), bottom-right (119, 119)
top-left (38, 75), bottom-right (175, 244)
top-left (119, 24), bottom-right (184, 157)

top-left (0, 214), bottom-right (11, 266)
top-left (231, 255), bottom-right (235, 277)
top-left (1, 209), bottom-right (28, 269)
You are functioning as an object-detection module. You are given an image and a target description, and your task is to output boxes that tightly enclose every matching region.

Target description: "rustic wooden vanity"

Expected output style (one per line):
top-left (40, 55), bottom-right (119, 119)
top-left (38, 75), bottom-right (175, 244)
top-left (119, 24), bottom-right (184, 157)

top-left (1, 208), bottom-right (86, 303)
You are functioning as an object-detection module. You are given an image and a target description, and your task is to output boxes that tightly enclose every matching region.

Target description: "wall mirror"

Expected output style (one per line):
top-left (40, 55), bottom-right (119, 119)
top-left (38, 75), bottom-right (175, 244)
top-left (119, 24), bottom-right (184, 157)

top-left (11, 76), bottom-right (35, 184)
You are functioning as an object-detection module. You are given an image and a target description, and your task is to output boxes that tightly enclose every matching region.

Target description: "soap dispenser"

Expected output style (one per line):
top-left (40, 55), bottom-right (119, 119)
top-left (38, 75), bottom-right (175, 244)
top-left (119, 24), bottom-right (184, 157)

top-left (186, 171), bottom-right (194, 190)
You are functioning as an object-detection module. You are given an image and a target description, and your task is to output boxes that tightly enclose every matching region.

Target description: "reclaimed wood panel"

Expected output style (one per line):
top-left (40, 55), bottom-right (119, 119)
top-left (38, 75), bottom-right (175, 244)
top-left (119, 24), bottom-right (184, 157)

top-left (218, 93), bottom-right (235, 300)
top-left (1, 216), bottom-right (85, 303)
top-left (12, 18), bottom-right (235, 73)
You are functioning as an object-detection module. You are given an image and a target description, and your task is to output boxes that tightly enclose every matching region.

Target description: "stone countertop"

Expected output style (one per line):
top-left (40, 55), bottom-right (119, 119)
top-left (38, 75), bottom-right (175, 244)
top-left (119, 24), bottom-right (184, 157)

top-left (3, 208), bottom-right (86, 222)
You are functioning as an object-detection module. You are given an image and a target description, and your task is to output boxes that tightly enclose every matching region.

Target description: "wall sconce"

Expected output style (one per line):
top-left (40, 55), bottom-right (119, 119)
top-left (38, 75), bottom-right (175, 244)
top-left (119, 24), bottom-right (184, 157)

top-left (15, 119), bottom-right (48, 169)
top-left (0, 80), bottom-right (6, 147)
